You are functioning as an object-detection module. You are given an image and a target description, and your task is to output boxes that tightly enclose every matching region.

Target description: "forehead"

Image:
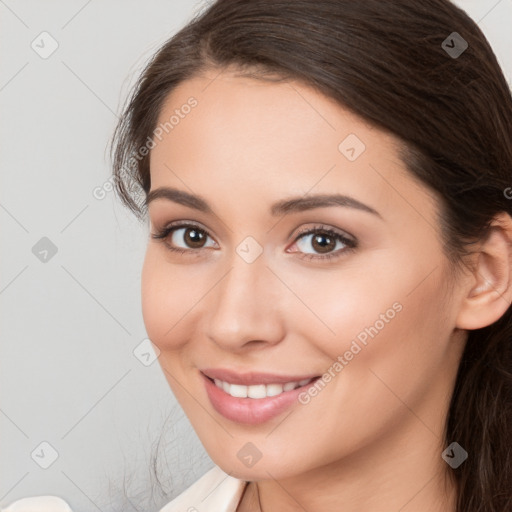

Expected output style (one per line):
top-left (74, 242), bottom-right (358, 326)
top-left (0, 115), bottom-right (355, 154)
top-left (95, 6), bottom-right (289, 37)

top-left (148, 69), bottom-right (435, 225)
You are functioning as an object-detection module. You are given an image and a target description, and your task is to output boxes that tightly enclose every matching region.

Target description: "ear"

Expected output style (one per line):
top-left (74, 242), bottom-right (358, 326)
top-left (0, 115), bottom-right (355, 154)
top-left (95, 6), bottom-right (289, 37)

top-left (456, 212), bottom-right (512, 330)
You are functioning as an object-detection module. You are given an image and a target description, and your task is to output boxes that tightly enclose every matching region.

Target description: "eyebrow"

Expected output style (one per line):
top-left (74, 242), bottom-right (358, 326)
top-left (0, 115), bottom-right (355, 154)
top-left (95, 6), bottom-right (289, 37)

top-left (145, 187), bottom-right (382, 219)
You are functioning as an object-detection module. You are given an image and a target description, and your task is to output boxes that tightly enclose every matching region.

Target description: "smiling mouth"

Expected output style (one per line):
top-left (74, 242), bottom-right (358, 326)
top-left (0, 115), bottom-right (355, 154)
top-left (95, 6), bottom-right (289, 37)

top-left (201, 370), bottom-right (322, 424)
top-left (209, 377), bottom-right (317, 399)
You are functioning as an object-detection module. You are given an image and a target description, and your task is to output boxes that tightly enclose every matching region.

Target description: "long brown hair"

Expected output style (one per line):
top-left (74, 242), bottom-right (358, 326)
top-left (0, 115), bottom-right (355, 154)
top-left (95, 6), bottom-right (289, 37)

top-left (111, 1), bottom-right (512, 509)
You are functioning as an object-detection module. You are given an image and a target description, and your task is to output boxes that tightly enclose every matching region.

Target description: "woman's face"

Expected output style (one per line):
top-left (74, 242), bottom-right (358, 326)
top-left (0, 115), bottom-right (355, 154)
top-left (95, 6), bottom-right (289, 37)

top-left (142, 69), bottom-right (467, 480)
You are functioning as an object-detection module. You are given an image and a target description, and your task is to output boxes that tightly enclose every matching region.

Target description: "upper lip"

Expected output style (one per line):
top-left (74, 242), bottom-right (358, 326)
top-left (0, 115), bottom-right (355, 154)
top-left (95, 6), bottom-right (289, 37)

top-left (201, 368), bottom-right (319, 385)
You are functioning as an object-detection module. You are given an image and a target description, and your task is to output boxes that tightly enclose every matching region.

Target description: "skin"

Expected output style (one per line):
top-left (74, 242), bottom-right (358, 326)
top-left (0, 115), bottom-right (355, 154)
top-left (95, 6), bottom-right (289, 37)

top-left (142, 68), bottom-right (512, 511)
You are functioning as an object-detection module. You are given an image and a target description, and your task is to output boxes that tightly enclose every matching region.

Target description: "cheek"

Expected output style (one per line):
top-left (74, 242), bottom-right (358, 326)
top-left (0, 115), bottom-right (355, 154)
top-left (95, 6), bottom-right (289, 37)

top-left (288, 249), bottom-right (451, 373)
top-left (141, 247), bottom-right (199, 350)
top-left (323, 268), bottom-right (452, 419)
top-left (274, 257), bottom-right (406, 357)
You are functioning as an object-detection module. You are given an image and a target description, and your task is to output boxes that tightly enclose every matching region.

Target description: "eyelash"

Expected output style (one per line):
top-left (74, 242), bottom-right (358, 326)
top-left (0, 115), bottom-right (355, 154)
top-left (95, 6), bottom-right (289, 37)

top-left (151, 221), bottom-right (357, 262)
top-left (293, 224), bottom-right (357, 261)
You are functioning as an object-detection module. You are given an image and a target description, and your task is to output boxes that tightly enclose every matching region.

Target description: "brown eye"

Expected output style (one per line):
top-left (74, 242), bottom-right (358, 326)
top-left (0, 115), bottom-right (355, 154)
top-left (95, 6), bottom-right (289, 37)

top-left (151, 223), bottom-right (217, 252)
top-left (181, 227), bottom-right (207, 248)
top-left (311, 232), bottom-right (337, 253)
top-left (292, 226), bottom-right (356, 260)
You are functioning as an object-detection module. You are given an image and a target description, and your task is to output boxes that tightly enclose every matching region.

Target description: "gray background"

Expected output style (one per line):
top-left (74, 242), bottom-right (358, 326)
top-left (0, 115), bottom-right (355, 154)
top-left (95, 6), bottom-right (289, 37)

top-left (0, 1), bottom-right (510, 511)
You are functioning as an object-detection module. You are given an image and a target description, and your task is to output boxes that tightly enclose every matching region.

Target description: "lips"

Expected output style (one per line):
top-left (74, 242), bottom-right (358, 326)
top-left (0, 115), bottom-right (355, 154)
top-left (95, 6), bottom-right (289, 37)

top-left (201, 368), bottom-right (319, 385)
top-left (201, 369), bottom-right (320, 424)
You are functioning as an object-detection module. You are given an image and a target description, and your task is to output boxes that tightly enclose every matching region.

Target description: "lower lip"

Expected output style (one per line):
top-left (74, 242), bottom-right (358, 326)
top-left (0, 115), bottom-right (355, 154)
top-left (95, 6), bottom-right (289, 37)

top-left (202, 374), bottom-right (319, 425)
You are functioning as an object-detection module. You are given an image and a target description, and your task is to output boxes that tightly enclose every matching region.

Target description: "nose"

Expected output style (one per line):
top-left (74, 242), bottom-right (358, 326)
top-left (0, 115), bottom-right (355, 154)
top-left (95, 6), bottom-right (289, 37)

top-left (205, 254), bottom-right (286, 352)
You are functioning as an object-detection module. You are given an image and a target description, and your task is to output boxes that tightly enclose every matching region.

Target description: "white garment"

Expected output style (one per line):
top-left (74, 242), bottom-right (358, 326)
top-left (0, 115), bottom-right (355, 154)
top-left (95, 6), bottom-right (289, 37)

top-left (0, 467), bottom-right (244, 512)
top-left (1, 496), bottom-right (72, 512)
top-left (1, 467), bottom-right (246, 512)
top-left (159, 466), bottom-right (247, 512)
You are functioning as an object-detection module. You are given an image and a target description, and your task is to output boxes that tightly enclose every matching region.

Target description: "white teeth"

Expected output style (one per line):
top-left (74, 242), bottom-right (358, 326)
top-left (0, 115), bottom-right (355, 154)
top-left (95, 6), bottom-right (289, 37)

top-left (247, 384), bottom-right (266, 399)
top-left (266, 384), bottom-right (284, 397)
top-left (213, 378), bottom-right (313, 399)
top-left (283, 382), bottom-right (296, 392)
top-left (229, 384), bottom-right (248, 398)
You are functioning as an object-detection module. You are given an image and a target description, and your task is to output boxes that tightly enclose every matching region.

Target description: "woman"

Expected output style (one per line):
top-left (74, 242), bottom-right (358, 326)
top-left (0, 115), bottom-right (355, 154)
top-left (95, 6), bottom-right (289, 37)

top-left (109, 0), bottom-right (512, 510)
top-left (4, 0), bottom-right (511, 511)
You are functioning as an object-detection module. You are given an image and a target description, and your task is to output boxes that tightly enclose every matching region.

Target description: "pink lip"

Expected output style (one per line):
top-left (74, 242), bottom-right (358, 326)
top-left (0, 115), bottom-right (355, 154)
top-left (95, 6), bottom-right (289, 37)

top-left (201, 369), bottom-right (320, 425)
top-left (201, 368), bottom-right (318, 385)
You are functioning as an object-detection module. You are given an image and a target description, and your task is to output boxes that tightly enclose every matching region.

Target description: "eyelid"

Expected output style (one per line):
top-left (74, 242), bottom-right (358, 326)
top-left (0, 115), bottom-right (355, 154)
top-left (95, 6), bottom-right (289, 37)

top-left (152, 219), bottom-right (213, 238)
top-left (292, 223), bottom-right (355, 242)
top-left (151, 220), bottom-right (219, 251)
top-left (286, 224), bottom-right (357, 261)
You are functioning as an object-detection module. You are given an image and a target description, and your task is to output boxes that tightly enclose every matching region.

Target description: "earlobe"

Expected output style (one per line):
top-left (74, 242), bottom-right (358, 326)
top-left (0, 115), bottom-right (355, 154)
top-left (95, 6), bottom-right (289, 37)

top-left (456, 212), bottom-right (512, 330)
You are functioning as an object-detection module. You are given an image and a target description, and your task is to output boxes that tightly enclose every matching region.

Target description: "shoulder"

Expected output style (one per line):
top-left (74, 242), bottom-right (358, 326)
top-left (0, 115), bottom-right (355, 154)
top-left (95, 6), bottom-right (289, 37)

top-left (159, 465), bottom-right (247, 512)
top-left (1, 496), bottom-right (72, 512)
